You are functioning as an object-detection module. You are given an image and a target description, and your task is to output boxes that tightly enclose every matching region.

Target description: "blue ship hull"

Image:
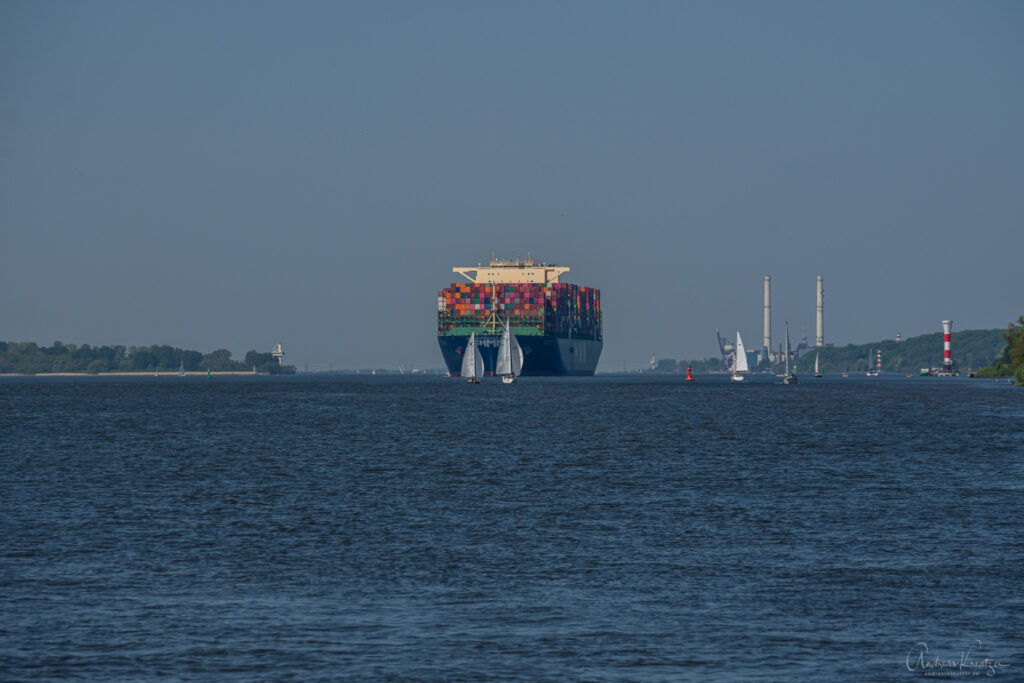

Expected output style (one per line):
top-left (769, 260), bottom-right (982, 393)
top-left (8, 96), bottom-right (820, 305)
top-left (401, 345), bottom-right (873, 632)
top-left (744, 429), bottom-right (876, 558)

top-left (438, 334), bottom-right (602, 376)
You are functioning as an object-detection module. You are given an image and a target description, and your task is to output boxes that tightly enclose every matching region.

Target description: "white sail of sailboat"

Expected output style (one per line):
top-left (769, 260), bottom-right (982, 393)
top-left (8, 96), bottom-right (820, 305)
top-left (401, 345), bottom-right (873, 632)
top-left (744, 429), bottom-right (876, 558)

top-left (730, 331), bottom-right (748, 381)
top-left (461, 332), bottom-right (484, 383)
top-left (814, 352), bottom-right (821, 378)
top-left (496, 319), bottom-right (523, 383)
top-left (783, 321), bottom-right (798, 384)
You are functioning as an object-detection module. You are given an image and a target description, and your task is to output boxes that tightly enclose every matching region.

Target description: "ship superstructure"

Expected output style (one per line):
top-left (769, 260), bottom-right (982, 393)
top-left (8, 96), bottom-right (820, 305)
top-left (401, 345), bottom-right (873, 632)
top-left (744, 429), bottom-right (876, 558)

top-left (437, 256), bottom-right (602, 376)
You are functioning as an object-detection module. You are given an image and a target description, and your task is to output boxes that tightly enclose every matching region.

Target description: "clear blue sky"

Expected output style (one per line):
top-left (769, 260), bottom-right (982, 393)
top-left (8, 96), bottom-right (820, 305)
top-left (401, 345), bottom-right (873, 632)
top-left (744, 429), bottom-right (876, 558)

top-left (2, 1), bottom-right (1021, 370)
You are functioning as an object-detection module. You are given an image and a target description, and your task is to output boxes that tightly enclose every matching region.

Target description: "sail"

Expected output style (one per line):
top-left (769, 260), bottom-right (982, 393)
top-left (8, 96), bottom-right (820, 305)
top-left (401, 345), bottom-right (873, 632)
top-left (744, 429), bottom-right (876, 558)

top-left (462, 333), bottom-right (483, 379)
top-left (512, 333), bottom-right (523, 376)
top-left (815, 353), bottom-right (820, 374)
top-left (734, 332), bottom-right (749, 373)
top-left (496, 325), bottom-right (512, 376)
top-left (496, 320), bottom-right (523, 377)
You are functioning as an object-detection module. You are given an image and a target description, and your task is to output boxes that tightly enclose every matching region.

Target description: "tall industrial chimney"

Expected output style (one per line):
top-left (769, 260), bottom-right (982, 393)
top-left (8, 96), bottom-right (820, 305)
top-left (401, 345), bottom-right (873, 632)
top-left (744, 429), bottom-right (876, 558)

top-left (815, 275), bottom-right (824, 348)
top-left (942, 320), bottom-right (953, 369)
top-left (763, 275), bottom-right (771, 357)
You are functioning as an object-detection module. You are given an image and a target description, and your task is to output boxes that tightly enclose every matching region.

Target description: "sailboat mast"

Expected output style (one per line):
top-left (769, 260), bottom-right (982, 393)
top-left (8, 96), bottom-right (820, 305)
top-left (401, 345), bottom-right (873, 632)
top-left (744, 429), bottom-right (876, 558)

top-left (785, 322), bottom-right (791, 376)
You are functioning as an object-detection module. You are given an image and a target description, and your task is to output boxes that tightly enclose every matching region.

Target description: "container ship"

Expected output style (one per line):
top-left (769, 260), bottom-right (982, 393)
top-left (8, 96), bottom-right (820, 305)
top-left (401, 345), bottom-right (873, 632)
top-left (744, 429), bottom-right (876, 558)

top-left (437, 257), bottom-right (602, 376)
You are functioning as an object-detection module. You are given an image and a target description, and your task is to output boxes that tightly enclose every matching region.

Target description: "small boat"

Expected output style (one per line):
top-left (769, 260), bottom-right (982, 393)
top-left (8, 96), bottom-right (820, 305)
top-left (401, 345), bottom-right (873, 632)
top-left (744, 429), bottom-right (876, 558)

top-left (178, 360), bottom-right (186, 377)
top-left (731, 331), bottom-right (748, 382)
top-left (814, 352), bottom-right (822, 378)
top-left (783, 321), bottom-right (798, 384)
top-left (496, 318), bottom-right (523, 384)
top-left (461, 332), bottom-right (484, 383)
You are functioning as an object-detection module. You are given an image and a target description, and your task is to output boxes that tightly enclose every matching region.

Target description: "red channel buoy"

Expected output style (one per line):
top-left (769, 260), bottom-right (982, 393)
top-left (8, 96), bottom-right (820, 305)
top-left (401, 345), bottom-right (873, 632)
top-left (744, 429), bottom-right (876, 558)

top-left (685, 365), bottom-right (695, 381)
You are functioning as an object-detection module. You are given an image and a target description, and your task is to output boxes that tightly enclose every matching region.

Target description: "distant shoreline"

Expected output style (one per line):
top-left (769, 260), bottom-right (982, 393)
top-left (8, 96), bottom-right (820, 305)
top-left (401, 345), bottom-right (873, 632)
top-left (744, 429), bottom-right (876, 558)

top-left (0, 371), bottom-right (265, 377)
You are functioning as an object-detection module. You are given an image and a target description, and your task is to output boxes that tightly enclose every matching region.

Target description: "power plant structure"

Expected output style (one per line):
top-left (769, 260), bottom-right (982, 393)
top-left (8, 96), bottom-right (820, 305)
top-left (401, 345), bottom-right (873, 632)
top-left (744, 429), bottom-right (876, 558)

top-left (815, 275), bottom-right (824, 347)
top-left (719, 273), bottom-right (829, 369)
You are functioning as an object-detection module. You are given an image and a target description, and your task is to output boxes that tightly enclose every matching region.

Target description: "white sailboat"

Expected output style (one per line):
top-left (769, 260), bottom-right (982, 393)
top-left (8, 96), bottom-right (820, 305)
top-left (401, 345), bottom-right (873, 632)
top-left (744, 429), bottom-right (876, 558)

top-left (730, 331), bottom-right (748, 381)
top-left (461, 332), bottom-right (484, 383)
top-left (178, 360), bottom-right (186, 377)
top-left (496, 319), bottom-right (523, 384)
top-left (866, 349), bottom-right (880, 376)
top-left (783, 321), bottom-right (798, 384)
top-left (814, 352), bottom-right (822, 378)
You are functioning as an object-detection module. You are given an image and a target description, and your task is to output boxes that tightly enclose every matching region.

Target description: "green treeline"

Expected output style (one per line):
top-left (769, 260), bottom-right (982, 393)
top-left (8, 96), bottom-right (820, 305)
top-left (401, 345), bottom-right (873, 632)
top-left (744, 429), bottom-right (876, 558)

top-left (0, 341), bottom-right (296, 375)
top-left (769, 328), bottom-right (1005, 375)
top-left (976, 316), bottom-right (1024, 382)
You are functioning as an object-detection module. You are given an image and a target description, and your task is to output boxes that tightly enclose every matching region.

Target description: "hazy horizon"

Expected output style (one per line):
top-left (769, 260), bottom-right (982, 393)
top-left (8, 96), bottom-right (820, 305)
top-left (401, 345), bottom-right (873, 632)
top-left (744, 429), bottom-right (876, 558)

top-left (3, 1), bottom-right (1021, 371)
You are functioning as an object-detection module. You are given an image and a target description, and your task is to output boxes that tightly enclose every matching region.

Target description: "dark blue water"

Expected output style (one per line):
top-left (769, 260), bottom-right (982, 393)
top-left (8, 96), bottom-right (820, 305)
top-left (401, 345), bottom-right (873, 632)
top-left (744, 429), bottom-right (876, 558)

top-left (2, 375), bottom-right (1022, 680)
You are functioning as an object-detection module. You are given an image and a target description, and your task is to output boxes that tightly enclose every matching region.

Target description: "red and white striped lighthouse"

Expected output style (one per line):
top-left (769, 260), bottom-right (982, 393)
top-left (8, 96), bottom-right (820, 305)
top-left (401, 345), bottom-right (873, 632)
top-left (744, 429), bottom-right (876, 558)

top-left (942, 320), bottom-right (953, 370)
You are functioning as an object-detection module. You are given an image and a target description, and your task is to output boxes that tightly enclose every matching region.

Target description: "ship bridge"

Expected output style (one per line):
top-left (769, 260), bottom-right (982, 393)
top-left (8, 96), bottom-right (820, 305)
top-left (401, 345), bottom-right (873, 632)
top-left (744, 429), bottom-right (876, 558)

top-left (453, 256), bottom-right (569, 284)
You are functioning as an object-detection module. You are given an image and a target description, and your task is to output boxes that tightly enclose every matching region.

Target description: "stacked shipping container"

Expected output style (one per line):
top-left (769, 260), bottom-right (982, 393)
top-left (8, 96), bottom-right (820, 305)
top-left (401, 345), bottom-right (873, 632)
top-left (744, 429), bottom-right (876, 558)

top-left (437, 282), bottom-right (601, 340)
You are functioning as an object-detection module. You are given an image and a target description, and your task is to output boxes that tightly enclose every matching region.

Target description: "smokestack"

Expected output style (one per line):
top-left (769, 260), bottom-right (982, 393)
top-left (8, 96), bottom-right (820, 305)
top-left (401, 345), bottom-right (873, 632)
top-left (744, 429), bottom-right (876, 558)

top-left (815, 275), bottom-right (824, 348)
top-left (943, 320), bottom-right (953, 369)
top-left (763, 275), bottom-right (771, 356)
